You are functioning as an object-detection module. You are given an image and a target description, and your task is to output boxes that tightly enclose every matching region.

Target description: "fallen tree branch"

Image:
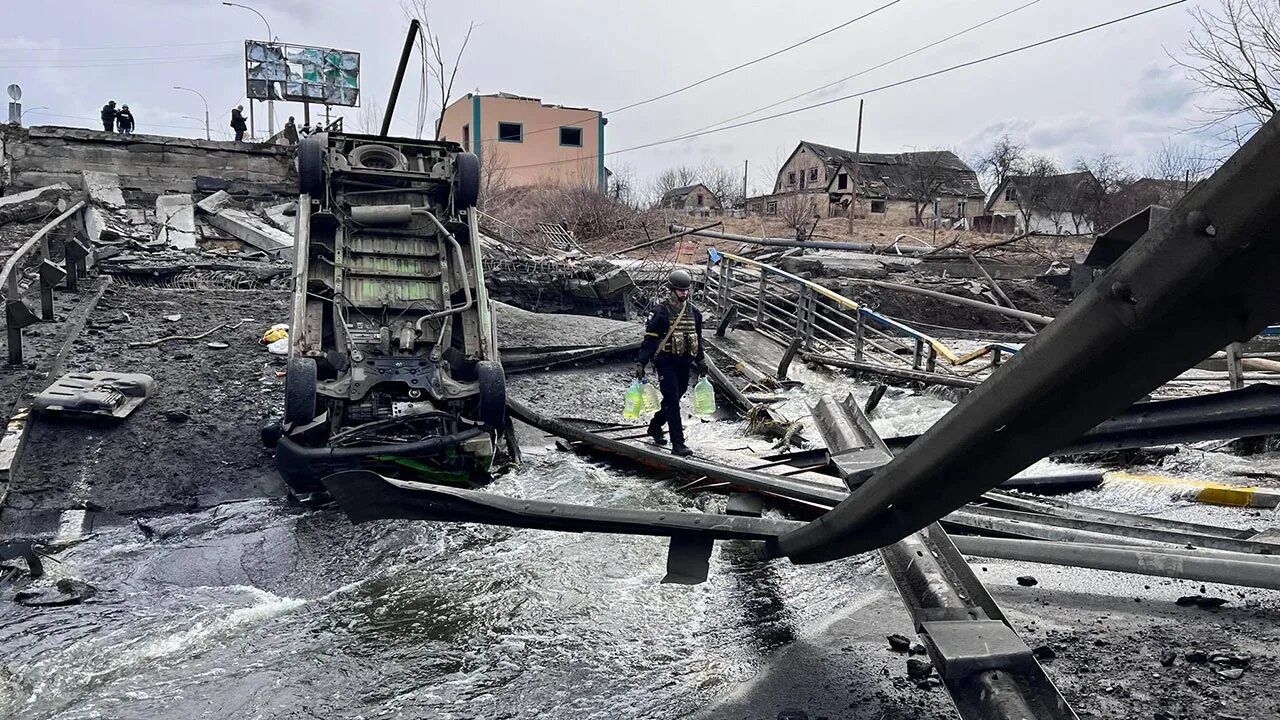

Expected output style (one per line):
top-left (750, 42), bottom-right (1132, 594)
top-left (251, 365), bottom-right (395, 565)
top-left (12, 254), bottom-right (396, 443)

top-left (128, 317), bottom-right (254, 348)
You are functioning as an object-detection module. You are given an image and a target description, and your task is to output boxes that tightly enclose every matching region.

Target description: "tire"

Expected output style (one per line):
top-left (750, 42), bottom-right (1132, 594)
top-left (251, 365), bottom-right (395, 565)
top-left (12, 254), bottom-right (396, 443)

top-left (476, 360), bottom-right (506, 428)
top-left (284, 357), bottom-right (318, 426)
top-left (455, 152), bottom-right (481, 209)
top-left (298, 137), bottom-right (325, 198)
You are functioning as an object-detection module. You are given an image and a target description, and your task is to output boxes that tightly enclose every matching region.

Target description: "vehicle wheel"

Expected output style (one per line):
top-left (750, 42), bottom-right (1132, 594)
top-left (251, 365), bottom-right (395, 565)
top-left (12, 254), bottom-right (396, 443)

top-left (298, 137), bottom-right (325, 198)
top-left (285, 357), bottom-right (318, 426)
top-left (476, 360), bottom-right (506, 428)
top-left (455, 152), bottom-right (481, 209)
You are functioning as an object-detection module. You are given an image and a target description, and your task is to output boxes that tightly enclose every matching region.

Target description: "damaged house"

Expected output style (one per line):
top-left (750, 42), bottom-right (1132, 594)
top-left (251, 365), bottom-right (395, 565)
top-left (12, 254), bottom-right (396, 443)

top-left (747, 141), bottom-right (985, 226)
top-left (658, 183), bottom-right (721, 214)
top-left (985, 170), bottom-right (1099, 236)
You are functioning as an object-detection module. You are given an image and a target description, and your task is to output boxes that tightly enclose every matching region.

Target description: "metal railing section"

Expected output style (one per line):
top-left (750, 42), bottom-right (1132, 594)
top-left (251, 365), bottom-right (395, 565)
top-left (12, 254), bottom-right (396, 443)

top-left (704, 250), bottom-right (1018, 378)
top-left (2, 199), bottom-right (91, 365)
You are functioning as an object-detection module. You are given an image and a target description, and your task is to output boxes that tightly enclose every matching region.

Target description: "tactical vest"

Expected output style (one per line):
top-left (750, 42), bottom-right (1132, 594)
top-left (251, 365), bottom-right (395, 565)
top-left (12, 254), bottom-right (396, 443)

top-left (660, 301), bottom-right (699, 357)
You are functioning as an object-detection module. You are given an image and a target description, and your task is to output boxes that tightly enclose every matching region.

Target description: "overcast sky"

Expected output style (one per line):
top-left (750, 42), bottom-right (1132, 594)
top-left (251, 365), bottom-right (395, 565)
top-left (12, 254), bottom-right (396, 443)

top-left (1, 0), bottom-right (1220, 194)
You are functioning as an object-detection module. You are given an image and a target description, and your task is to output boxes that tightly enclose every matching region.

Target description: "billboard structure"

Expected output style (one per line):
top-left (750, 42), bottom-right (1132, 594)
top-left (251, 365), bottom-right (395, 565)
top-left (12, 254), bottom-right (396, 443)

top-left (244, 41), bottom-right (360, 107)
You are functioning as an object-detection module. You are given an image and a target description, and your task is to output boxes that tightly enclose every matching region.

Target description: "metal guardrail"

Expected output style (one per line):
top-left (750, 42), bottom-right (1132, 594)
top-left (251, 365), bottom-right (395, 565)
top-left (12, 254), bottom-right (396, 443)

top-left (2, 199), bottom-right (90, 365)
top-left (703, 250), bottom-right (1273, 392)
top-left (701, 250), bottom-right (1017, 380)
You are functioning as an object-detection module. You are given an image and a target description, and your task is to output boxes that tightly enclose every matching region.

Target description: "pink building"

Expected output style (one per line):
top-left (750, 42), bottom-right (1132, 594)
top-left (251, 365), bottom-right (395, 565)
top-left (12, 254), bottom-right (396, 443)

top-left (438, 92), bottom-right (606, 192)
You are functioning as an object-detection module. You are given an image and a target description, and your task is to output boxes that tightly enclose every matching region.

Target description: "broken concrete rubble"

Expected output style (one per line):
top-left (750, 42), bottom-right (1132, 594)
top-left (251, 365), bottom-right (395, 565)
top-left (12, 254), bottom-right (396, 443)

top-left (195, 189), bottom-right (234, 215)
top-left (154, 195), bottom-right (196, 250)
top-left (0, 183), bottom-right (71, 226)
top-left (203, 208), bottom-right (293, 255)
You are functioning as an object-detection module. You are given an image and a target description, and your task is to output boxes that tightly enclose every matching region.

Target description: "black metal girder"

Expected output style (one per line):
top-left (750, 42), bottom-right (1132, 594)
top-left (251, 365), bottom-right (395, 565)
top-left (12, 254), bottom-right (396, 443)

top-left (778, 113), bottom-right (1280, 563)
top-left (321, 469), bottom-right (802, 541)
top-left (883, 383), bottom-right (1280, 456)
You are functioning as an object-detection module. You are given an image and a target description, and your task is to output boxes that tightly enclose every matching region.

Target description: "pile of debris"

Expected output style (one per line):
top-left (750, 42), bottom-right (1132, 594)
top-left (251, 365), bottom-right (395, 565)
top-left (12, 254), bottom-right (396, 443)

top-left (479, 219), bottom-right (638, 318)
top-left (76, 171), bottom-right (295, 287)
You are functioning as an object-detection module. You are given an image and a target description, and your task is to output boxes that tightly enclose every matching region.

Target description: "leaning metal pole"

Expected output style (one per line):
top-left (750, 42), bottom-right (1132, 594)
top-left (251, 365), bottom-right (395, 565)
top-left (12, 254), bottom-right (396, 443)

top-left (779, 112), bottom-right (1280, 563)
top-left (381, 19), bottom-right (421, 138)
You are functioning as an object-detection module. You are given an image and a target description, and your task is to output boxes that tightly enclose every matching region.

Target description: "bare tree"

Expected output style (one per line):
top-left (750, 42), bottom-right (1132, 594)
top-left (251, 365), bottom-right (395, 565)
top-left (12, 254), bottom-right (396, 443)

top-left (901, 151), bottom-right (953, 226)
top-left (697, 161), bottom-right (741, 209)
top-left (648, 165), bottom-right (700, 206)
top-left (1009, 155), bottom-right (1061, 233)
top-left (609, 163), bottom-right (643, 208)
top-left (1174, 0), bottom-right (1280, 146)
top-left (402, 1), bottom-right (475, 140)
top-left (478, 143), bottom-right (513, 213)
top-left (1074, 153), bottom-right (1135, 231)
top-left (975, 135), bottom-right (1027, 199)
top-left (776, 193), bottom-right (820, 238)
top-left (356, 98), bottom-right (385, 135)
top-left (1144, 140), bottom-right (1216, 182)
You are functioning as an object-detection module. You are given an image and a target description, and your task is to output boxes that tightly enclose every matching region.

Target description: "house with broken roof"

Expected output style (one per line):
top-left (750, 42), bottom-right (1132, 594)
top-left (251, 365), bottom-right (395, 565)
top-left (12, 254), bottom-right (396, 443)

top-left (985, 170), bottom-right (1099, 235)
top-left (659, 183), bottom-right (721, 214)
top-left (746, 141), bottom-right (986, 226)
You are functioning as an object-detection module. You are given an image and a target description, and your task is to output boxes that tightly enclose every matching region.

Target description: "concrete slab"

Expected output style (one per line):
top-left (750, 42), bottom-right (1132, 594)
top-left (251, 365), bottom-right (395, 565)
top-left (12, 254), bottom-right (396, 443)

top-left (0, 182), bottom-right (70, 210)
top-left (263, 201), bottom-right (296, 235)
top-left (195, 189), bottom-right (233, 215)
top-left (155, 194), bottom-right (197, 249)
top-left (206, 208), bottom-right (293, 255)
top-left (0, 183), bottom-right (70, 225)
top-left (82, 171), bottom-right (125, 208)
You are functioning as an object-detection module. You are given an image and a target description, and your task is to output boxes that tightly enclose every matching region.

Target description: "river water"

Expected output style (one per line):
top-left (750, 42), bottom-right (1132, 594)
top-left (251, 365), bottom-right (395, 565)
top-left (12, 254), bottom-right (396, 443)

top-left (3, 364), bottom-right (1278, 719)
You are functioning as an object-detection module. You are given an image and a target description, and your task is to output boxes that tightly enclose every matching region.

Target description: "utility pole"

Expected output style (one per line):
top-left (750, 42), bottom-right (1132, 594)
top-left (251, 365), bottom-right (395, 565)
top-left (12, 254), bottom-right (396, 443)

top-left (742, 159), bottom-right (749, 213)
top-left (223, 2), bottom-right (275, 137)
top-left (174, 86), bottom-right (210, 140)
top-left (847, 98), bottom-right (864, 236)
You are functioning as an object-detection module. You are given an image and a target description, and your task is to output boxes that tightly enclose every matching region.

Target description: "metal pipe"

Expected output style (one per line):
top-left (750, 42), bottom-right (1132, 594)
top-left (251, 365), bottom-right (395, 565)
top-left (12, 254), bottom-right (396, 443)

top-left (669, 224), bottom-right (968, 257)
top-left (381, 19), bottom-right (421, 137)
top-left (952, 535), bottom-right (1280, 591)
top-left (413, 209), bottom-right (473, 331)
top-left (859, 279), bottom-right (1054, 326)
top-left (953, 505), bottom-right (1280, 556)
top-left (613, 221), bottom-right (721, 256)
top-left (802, 352), bottom-right (981, 388)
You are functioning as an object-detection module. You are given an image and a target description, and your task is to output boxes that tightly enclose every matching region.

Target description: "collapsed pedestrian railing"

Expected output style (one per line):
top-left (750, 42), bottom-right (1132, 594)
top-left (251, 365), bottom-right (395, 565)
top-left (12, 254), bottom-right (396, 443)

top-left (2, 199), bottom-right (91, 365)
top-left (700, 250), bottom-right (1022, 384)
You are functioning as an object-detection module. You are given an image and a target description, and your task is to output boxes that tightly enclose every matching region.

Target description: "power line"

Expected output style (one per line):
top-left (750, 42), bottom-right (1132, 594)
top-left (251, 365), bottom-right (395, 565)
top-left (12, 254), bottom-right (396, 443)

top-left (0, 40), bottom-right (240, 52)
top-left (478, 0), bottom-right (910, 146)
top-left (504, 0), bottom-right (1189, 172)
top-left (0, 53), bottom-right (241, 69)
top-left (606, 0), bottom-right (908, 115)
top-left (685, 0), bottom-right (1045, 136)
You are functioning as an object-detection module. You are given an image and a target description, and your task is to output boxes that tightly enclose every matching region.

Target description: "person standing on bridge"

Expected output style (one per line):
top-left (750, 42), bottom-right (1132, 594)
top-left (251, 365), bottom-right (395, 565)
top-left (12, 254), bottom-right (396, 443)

top-left (100, 100), bottom-right (117, 132)
top-left (115, 104), bottom-right (134, 134)
top-left (636, 269), bottom-right (706, 457)
top-left (230, 105), bottom-right (248, 142)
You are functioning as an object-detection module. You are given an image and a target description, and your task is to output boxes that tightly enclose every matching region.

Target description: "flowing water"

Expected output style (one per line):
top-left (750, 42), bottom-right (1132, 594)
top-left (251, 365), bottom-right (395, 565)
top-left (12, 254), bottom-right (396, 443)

top-left (4, 365), bottom-right (1279, 719)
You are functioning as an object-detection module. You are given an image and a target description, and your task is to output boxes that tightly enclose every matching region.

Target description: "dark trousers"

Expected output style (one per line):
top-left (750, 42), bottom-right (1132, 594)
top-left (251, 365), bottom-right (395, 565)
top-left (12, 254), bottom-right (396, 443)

top-left (102, 120), bottom-right (113, 132)
top-left (648, 355), bottom-right (691, 446)
top-left (234, 128), bottom-right (246, 142)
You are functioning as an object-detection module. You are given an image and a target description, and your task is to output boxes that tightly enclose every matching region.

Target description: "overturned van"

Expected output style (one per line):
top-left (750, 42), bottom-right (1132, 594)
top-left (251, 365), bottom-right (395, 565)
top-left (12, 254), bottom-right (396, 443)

top-left (271, 131), bottom-right (510, 495)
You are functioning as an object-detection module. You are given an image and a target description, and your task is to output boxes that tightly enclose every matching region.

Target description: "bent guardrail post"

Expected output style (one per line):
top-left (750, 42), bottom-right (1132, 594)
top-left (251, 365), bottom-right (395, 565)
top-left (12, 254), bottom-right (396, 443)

top-left (1, 200), bottom-right (87, 365)
top-left (777, 112), bottom-right (1280, 563)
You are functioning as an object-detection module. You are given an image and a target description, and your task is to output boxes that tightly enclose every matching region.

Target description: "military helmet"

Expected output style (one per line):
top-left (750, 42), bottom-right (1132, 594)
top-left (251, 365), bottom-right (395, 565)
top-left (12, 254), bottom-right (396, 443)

top-left (667, 269), bottom-right (693, 291)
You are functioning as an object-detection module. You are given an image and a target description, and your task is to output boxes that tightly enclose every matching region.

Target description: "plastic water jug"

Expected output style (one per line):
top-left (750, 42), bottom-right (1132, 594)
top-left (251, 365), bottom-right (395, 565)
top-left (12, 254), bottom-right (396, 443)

top-left (623, 380), bottom-right (644, 419)
top-left (639, 379), bottom-right (662, 414)
top-left (693, 377), bottom-right (717, 416)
